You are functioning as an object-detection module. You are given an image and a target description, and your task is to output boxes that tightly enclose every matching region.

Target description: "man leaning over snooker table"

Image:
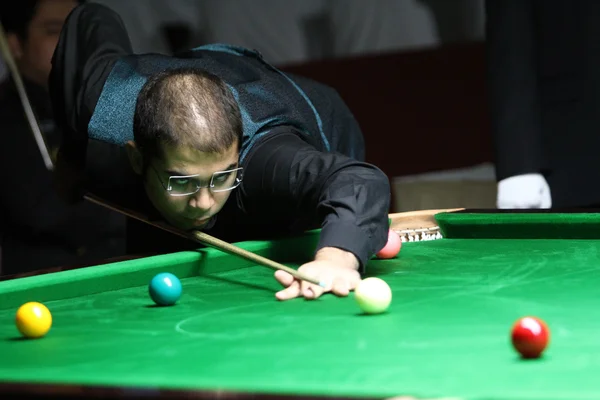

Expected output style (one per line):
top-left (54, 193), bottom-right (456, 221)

top-left (48, 3), bottom-right (391, 301)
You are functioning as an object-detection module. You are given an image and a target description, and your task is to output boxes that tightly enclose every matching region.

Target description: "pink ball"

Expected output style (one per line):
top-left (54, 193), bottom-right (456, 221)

top-left (376, 229), bottom-right (402, 259)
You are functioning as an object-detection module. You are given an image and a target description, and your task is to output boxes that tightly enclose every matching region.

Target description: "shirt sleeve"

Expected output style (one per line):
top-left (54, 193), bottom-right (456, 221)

top-left (485, 0), bottom-right (548, 181)
top-left (49, 2), bottom-right (133, 172)
top-left (240, 129), bottom-right (391, 271)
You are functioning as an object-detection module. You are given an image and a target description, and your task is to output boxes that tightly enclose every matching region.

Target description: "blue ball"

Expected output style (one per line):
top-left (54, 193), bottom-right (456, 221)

top-left (149, 273), bottom-right (182, 306)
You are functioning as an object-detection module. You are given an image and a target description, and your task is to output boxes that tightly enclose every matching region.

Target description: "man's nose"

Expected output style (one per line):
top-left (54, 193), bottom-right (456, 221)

top-left (188, 187), bottom-right (214, 210)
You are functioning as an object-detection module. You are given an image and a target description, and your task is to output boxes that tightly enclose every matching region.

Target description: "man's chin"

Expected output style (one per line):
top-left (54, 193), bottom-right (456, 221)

top-left (162, 216), bottom-right (194, 231)
top-left (173, 219), bottom-right (209, 231)
top-left (159, 211), bottom-right (212, 231)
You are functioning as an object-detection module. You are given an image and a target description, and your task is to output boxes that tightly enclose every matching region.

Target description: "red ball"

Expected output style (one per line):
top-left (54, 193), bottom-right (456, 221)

top-left (376, 229), bottom-right (402, 259)
top-left (511, 316), bottom-right (550, 359)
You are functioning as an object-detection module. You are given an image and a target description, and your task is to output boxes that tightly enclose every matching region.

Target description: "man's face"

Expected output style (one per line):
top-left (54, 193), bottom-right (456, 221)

top-left (10, 0), bottom-right (77, 87)
top-left (144, 143), bottom-right (240, 231)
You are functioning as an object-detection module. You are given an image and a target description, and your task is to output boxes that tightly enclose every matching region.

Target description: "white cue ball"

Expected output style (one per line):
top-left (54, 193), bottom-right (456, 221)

top-left (355, 277), bottom-right (392, 314)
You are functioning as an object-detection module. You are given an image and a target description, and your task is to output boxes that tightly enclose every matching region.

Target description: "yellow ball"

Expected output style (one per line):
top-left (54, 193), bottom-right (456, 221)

top-left (15, 302), bottom-right (52, 338)
top-left (355, 277), bottom-right (392, 314)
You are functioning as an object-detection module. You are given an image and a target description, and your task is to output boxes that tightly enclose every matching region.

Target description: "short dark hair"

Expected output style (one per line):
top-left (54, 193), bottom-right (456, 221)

top-left (0, 0), bottom-right (84, 40)
top-left (133, 67), bottom-right (243, 164)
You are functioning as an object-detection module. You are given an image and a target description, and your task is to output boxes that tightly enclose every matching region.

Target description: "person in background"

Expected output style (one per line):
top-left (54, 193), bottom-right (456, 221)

top-left (0, 0), bottom-right (127, 275)
top-left (486, 0), bottom-right (600, 209)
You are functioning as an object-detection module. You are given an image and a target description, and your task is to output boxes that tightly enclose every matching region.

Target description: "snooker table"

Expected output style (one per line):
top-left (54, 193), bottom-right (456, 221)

top-left (1, 210), bottom-right (600, 400)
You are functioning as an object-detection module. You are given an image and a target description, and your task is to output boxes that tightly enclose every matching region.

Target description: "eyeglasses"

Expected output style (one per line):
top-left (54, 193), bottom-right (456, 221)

top-left (151, 165), bottom-right (244, 196)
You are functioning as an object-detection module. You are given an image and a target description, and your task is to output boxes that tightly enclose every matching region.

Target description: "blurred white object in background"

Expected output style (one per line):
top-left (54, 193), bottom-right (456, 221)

top-left (497, 173), bottom-right (552, 209)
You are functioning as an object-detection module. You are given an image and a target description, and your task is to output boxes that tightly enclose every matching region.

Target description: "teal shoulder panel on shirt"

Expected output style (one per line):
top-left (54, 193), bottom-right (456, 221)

top-left (87, 44), bottom-right (329, 163)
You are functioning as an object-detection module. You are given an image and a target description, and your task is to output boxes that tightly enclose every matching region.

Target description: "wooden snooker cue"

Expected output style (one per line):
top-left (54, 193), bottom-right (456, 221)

top-left (83, 194), bottom-right (326, 287)
top-left (0, 22), bottom-right (54, 171)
